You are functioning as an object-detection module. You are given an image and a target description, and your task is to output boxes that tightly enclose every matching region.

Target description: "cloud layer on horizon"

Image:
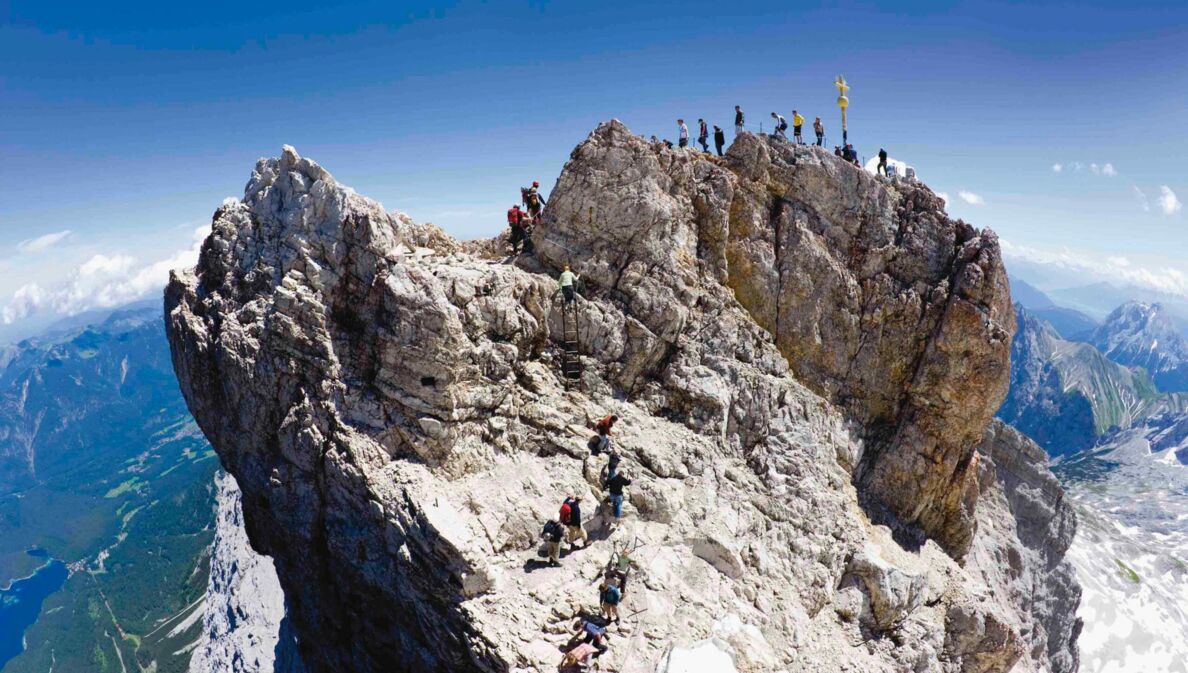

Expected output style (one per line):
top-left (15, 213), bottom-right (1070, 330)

top-left (1001, 239), bottom-right (1188, 299)
top-left (1, 226), bottom-right (210, 325)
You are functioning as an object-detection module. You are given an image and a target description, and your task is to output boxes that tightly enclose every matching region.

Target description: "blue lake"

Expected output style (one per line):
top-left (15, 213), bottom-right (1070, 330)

top-left (0, 553), bottom-right (68, 669)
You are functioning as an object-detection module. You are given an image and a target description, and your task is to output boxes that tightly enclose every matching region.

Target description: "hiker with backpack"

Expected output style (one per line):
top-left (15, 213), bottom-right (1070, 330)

top-left (770, 112), bottom-right (788, 139)
top-left (713, 125), bottom-right (726, 156)
top-left (878, 148), bottom-right (889, 176)
top-left (697, 118), bottom-right (709, 152)
top-left (600, 452), bottom-right (621, 489)
top-left (599, 579), bottom-right (623, 623)
top-left (522, 181), bottom-right (546, 222)
top-left (792, 110), bottom-right (805, 144)
top-left (541, 517), bottom-right (564, 567)
top-left (506, 204), bottom-right (527, 254)
top-left (561, 496), bottom-right (588, 549)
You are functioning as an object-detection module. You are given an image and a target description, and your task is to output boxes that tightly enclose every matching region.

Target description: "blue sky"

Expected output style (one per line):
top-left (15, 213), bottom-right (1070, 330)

top-left (1, 0), bottom-right (1186, 341)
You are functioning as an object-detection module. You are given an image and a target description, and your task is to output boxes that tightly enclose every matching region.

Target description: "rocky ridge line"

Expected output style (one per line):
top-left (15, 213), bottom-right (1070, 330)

top-left (166, 124), bottom-right (1080, 672)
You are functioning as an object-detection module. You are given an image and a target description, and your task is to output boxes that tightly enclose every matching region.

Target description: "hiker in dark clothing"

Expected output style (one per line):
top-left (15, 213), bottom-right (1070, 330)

top-left (576, 619), bottom-right (609, 652)
top-left (697, 119), bottom-right (709, 152)
top-left (713, 125), bottom-right (725, 156)
top-left (878, 148), bottom-right (888, 176)
top-left (523, 181), bottom-right (546, 222)
top-left (734, 105), bottom-right (745, 135)
top-left (607, 472), bottom-right (632, 523)
top-left (542, 518), bottom-right (564, 566)
top-left (564, 496), bottom-right (588, 549)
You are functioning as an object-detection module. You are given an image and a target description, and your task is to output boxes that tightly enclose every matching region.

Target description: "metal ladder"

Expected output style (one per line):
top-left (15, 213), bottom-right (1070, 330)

top-left (559, 293), bottom-right (582, 382)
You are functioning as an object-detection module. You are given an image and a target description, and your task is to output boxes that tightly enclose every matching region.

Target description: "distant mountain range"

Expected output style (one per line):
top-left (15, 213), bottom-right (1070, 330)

top-left (1090, 302), bottom-right (1188, 393)
top-left (997, 305), bottom-right (1188, 457)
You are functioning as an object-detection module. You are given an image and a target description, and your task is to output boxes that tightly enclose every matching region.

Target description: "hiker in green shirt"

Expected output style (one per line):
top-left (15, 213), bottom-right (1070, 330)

top-left (559, 265), bottom-right (579, 303)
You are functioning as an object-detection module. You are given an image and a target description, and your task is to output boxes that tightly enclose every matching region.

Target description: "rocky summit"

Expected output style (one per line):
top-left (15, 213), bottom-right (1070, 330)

top-left (165, 122), bottom-right (1080, 673)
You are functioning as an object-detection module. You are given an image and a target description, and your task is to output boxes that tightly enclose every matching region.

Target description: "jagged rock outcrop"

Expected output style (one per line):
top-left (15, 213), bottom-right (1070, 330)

top-left (533, 123), bottom-right (1014, 558)
top-left (190, 472), bottom-right (306, 673)
top-left (166, 126), bottom-right (1078, 673)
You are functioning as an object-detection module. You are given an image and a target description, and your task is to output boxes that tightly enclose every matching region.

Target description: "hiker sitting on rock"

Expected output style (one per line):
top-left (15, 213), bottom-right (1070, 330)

top-left (560, 641), bottom-right (599, 669)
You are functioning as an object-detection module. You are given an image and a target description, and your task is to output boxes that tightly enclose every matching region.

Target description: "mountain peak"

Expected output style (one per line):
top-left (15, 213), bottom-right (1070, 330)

top-left (1092, 300), bottom-right (1188, 392)
top-left (165, 123), bottom-right (1077, 673)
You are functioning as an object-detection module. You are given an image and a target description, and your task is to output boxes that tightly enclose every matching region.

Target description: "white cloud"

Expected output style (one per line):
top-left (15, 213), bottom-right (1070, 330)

top-left (1001, 240), bottom-right (1188, 299)
top-left (1, 225), bottom-right (211, 325)
top-left (958, 190), bottom-right (985, 205)
top-left (936, 192), bottom-right (949, 204)
top-left (1069, 161), bottom-right (1084, 172)
top-left (1158, 186), bottom-right (1182, 215)
top-left (1102, 163), bottom-right (1117, 177)
top-left (1051, 163), bottom-right (1063, 173)
top-left (1090, 163), bottom-right (1100, 175)
top-left (17, 230), bottom-right (72, 254)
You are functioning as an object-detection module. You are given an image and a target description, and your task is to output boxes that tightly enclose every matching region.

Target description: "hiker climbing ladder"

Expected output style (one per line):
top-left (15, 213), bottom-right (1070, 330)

top-left (560, 296), bottom-right (582, 381)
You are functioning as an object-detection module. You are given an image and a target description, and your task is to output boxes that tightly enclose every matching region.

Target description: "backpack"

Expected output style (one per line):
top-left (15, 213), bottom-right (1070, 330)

top-left (542, 520), bottom-right (561, 538)
top-left (559, 500), bottom-right (573, 525)
top-left (587, 435), bottom-right (603, 454)
top-left (601, 585), bottom-right (621, 605)
top-left (777, 118), bottom-right (788, 132)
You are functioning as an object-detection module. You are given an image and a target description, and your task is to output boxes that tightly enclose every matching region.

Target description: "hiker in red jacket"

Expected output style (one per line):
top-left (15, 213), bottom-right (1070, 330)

top-left (507, 204), bottom-right (527, 254)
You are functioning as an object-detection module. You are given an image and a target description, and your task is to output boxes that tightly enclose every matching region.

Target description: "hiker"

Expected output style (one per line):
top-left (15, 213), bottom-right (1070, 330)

top-left (607, 548), bottom-right (635, 595)
top-left (576, 618), bottom-right (609, 652)
top-left (844, 144), bottom-right (858, 165)
top-left (523, 181), bottom-right (546, 222)
top-left (697, 118), bottom-right (709, 152)
top-left (542, 518), bottom-right (564, 566)
top-left (792, 110), bottom-right (805, 144)
top-left (559, 265), bottom-right (579, 304)
top-left (599, 580), bottom-right (623, 623)
top-left (562, 496), bottom-right (588, 549)
top-left (713, 125), bottom-right (725, 156)
top-left (734, 105), bottom-right (745, 135)
top-left (878, 148), bottom-right (888, 176)
top-left (507, 204), bottom-right (527, 254)
top-left (770, 112), bottom-right (787, 139)
top-left (560, 641), bottom-right (599, 668)
top-left (834, 145), bottom-right (842, 157)
top-left (677, 119), bottom-right (689, 148)
top-left (814, 117), bottom-right (825, 146)
top-left (595, 414), bottom-right (618, 437)
top-left (599, 451), bottom-right (621, 490)
top-left (606, 471), bottom-right (632, 524)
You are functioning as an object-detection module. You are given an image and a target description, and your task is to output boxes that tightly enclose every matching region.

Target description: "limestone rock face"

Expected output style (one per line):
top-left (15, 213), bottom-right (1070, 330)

top-left (535, 123), bottom-right (1014, 557)
top-left (166, 129), bottom-right (1076, 673)
top-left (190, 472), bottom-right (306, 673)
